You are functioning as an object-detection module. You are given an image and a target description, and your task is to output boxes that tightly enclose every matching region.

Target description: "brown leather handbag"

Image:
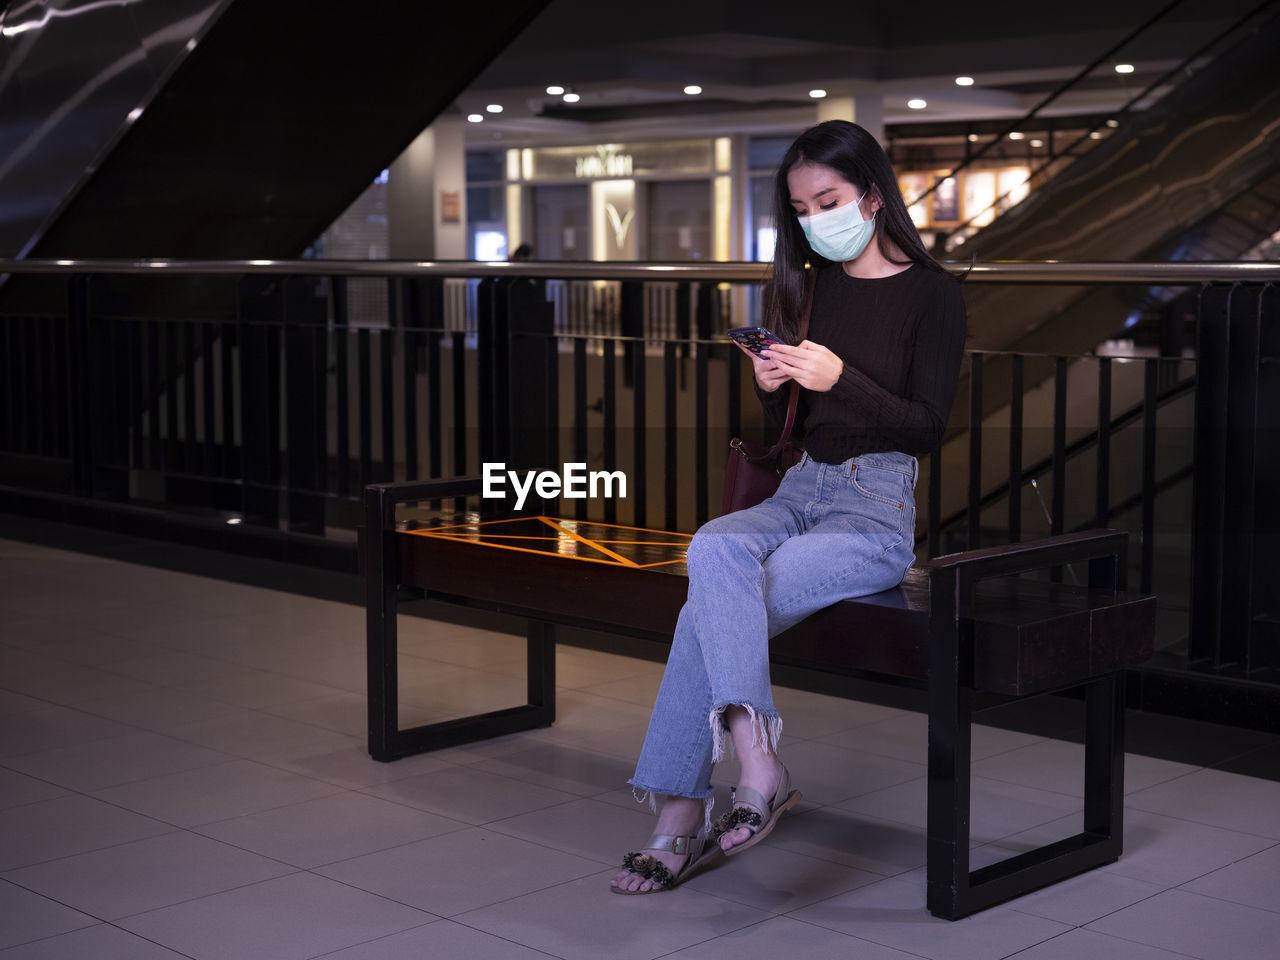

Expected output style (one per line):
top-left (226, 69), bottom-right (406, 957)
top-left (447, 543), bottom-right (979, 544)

top-left (721, 275), bottom-right (813, 515)
top-left (721, 381), bottom-right (803, 514)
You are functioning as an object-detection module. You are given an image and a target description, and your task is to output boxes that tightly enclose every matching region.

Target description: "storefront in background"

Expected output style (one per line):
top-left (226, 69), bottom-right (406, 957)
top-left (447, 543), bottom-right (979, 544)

top-left (468, 137), bottom-right (742, 263)
top-left (466, 135), bottom-right (1039, 263)
top-left (898, 165), bottom-right (1032, 247)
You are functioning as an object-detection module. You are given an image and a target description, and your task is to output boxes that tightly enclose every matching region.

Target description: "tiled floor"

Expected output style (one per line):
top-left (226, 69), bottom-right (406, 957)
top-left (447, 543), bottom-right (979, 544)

top-left (2, 529), bottom-right (1279, 959)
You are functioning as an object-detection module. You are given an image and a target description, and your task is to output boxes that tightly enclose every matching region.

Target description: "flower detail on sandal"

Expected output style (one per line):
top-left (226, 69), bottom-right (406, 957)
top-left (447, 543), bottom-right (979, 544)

top-left (612, 829), bottom-right (719, 895)
top-left (709, 805), bottom-right (763, 842)
top-left (709, 766), bottom-right (802, 857)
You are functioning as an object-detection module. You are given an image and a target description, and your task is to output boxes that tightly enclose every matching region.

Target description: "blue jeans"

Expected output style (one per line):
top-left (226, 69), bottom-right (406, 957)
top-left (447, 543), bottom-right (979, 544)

top-left (629, 450), bottom-right (919, 816)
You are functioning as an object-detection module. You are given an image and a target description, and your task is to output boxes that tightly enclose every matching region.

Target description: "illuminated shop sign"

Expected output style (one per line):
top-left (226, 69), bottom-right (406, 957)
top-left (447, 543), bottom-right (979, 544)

top-left (521, 140), bottom-right (713, 181)
top-left (576, 147), bottom-right (633, 178)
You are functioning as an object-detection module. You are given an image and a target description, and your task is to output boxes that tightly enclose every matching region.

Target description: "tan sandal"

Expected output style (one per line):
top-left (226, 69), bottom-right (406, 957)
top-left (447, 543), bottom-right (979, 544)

top-left (612, 828), bottom-right (718, 895)
top-left (710, 766), bottom-right (801, 857)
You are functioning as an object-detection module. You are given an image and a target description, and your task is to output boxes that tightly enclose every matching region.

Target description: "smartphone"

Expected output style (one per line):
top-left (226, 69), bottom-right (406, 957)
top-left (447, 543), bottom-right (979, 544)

top-left (726, 326), bottom-right (784, 355)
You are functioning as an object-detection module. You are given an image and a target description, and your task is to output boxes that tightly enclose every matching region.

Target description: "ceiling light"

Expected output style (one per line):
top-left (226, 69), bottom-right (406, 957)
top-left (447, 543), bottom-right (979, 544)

top-left (809, 89), bottom-right (827, 99)
top-left (1106, 118), bottom-right (1120, 128)
top-left (684, 84), bottom-right (702, 95)
top-left (1008, 131), bottom-right (1025, 140)
top-left (1030, 139), bottom-right (1044, 147)
top-left (967, 134), bottom-right (979, 142)
top-left (907, 98), bottom-right (927, 110)
top-left (1090, 130), bottom-right (1104, 139)
top-left (562, 92), bottom-right (580, 103)
top-left (1114, 63), bottom-right (1135, 74)
top-left (486, 104), bottom-right (503, 113)
top-left (467, 114), bottom-right (484, 123)
top-left (955, 76), bottom-right (974, 86)
top-left (546, 85), bottom-right (565, 95)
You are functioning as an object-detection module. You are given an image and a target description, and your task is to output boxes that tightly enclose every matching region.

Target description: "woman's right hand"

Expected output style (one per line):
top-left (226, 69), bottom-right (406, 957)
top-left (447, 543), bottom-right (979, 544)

top-left (736, 342), bottom-right (791, 393)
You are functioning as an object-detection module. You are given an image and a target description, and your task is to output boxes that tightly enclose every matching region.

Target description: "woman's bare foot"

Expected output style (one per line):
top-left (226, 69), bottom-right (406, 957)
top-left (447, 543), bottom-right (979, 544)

top-left (717, 705), bottom-right (785, 853)
top-left (610, 794), bottom-right (705, 893)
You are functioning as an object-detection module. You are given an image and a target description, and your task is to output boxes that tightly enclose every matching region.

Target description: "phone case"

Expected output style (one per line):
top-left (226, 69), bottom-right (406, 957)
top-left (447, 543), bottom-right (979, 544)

top-left (727, 327), bottom-right (783, 353)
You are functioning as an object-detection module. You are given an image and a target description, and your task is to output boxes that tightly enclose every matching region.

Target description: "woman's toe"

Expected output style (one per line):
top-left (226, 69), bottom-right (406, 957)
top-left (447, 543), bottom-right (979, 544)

top-left (719, 825), bottom-right (751, 851)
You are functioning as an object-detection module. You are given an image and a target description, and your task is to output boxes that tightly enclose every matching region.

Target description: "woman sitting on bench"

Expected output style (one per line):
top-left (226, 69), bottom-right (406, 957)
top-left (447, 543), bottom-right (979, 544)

top-left (611, 119), bottom-right (968, 894)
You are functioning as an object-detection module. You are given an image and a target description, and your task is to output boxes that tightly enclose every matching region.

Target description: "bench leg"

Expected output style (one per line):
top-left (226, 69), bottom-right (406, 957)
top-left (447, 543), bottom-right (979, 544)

top-left (926, 672), bottom-right (1127, 920)
top-left (925, 652), bottom-right (974, 920)
top-left (367, 490), bottom-right (401, 763)
top-left (527, 620), bottom-right (557, 726)
top-left (1084, 673), bottom-right (1125, 849)
top-left (369, 613), bottom-right (559, 761)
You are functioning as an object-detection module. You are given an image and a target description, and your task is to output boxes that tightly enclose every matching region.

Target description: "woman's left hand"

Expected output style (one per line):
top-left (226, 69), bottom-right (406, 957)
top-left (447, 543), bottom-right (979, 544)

top-left (761, 340), bottom-right (844, 392)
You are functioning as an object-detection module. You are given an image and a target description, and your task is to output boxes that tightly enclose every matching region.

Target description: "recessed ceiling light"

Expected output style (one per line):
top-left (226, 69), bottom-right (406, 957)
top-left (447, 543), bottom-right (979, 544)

top-left (967, 134), bottom-right (979, 142)
top-left (684, 84), bottom-right (702, 95)
top-left (1106, 118), bottom-right (1120, 128)
top-left (546, 85), bottom-right (565, 95)
top-left (486, 104), bottom-right (503, 113)
top-left (1115, 63), bottom-right (1135, 74)
top-left (467, 114), bottom-right (484, 123)
top-left (562, 92), bottom-right (580, 103)
top-left (1030, 139), bottom-right (1044, 147)
top-left (907, 98), bottom-right (927, 109)
top-left (1090, 130), bottom-right (1104, 139)
top-left (955, 76), bottom-right (974, 86)
top-left (809, 88), bottom-right (827, 99)
top-left (1008, 131), bottom-right (1025, 140)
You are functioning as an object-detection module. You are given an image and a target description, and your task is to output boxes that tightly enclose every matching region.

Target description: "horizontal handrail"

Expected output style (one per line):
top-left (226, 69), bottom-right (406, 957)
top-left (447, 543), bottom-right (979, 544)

top-left (1, 258), bottom-right (1279, 284)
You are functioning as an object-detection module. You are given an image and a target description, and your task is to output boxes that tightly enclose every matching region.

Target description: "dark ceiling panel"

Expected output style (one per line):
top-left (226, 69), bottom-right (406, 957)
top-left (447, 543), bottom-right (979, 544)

top-left (22, 0), bottom-right (549, 260)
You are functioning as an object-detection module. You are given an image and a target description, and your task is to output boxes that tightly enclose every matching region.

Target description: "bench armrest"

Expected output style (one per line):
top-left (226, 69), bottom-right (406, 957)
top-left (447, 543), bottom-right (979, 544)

top-left (364, 476), bottom-right (485, 519)
top-left (928, 528), bottom-right (1128, 589)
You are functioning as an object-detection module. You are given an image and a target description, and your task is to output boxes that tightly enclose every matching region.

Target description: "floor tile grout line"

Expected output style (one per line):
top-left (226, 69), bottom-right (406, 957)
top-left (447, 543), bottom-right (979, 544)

top-left (777, 912), bottom-right (939, 960)
top-left (2, 857), bottom-right (323, 930)
top-left (0, 917), bottom-right (205, 960)
top-left (436, 917), bottom-right (573, 960)
top-left (1170, 861), bottom-right (1280, 917)
top-left (1004, 872), bottom-right (1172, 930)
top-left (311, 857), bottom-right (600, 926)
top-left (301, 918), bottom-right (445, 960)
top-left (0, 813), bottom-right (319, 883)
top-left (1067, 918), bottom-right (1221, 960)
top-left (1119, 799), bottom-right (1280, 844)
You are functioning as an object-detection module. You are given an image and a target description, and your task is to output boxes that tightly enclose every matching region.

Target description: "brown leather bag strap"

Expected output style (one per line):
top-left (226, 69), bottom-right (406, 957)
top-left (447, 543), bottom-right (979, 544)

top-left (765, 269), bottom-right (815, 457)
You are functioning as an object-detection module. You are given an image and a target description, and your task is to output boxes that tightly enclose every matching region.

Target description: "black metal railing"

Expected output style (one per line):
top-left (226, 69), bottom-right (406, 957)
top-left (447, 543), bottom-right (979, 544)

top-left (1, 258), bottom-right (1278, 682)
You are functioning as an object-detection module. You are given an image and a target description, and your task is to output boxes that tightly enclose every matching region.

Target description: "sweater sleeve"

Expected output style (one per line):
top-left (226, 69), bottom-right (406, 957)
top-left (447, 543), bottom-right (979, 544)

top-left (825, 282), bottom-right (966, 454)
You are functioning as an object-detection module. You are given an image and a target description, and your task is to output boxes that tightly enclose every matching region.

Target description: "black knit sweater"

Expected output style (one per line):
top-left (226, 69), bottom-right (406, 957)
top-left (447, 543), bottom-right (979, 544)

top-left (755, 262), bottom-right (967, 462)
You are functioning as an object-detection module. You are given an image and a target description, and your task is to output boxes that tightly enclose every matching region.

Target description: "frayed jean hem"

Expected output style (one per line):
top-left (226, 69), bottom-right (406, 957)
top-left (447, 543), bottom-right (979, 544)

top-left (709, 701), bottom-right (783, 763)
top-left (627, 782), bottom-right (717, 833)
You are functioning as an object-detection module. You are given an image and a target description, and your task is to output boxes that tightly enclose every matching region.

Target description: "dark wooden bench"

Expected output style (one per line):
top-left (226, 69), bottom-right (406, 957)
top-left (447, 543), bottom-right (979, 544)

top-left (363, 476), bottom-right (1155, 920)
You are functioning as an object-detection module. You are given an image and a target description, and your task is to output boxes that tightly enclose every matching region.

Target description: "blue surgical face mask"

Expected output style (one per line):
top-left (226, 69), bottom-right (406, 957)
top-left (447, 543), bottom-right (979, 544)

top-left (797, 189), bottom-right (875, 262)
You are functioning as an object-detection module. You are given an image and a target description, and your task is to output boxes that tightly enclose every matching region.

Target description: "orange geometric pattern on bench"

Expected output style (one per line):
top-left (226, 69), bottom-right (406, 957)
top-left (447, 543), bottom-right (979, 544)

top-left (406, 516), bottom-right (692, 571)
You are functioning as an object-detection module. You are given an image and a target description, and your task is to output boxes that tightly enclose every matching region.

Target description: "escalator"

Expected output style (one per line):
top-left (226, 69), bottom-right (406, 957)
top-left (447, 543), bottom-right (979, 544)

top-left (0, 0), bottom-right (548, 278)
top-left (954, 9), bottom-right (1280, 355)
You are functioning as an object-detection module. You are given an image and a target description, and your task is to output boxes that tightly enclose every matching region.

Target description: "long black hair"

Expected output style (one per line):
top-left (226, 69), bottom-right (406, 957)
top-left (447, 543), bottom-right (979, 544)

top-left (765, 120), bottom-right (946, 342)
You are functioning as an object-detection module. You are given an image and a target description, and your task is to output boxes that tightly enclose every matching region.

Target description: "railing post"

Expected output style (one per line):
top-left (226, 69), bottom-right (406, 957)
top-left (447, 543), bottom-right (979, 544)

top-left (236, 276), bottom-right (282, 526)
top-left (283, 276), bottom-right (328, 534)
top-left (967, 353), bottom-right (982, 549)
top-left (69, 276), bottom-right (130, 501)
top-left (507, 277), bottom-right (558, 513)
top-left (1252, 285), bottom-right (1280, 674)
top-left (1191, 282), bottom-right (1280, 676)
